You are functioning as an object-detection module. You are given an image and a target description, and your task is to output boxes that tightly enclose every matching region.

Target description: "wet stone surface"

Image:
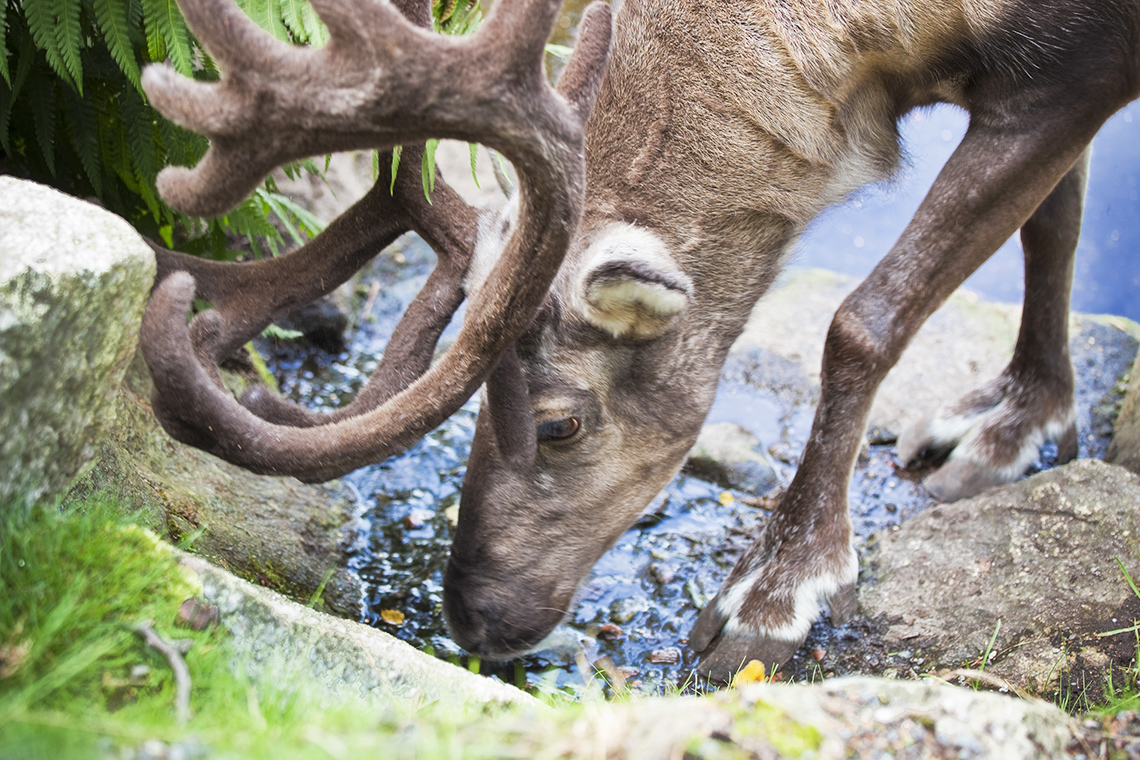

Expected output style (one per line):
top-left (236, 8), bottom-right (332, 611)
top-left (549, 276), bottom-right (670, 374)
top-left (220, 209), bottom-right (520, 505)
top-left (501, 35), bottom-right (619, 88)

top-left (260, 235), bottom-right (1138, 698)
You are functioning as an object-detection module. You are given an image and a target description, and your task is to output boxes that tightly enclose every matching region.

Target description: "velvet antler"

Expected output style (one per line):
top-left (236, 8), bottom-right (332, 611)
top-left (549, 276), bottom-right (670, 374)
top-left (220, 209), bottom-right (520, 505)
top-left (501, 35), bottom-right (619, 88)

top-left (139, 0), bottom-right (612, 481)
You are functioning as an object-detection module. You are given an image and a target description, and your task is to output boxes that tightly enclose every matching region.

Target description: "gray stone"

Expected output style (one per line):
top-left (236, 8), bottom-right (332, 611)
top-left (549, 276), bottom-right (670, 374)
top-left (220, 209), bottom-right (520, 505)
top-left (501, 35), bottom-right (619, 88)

top-left (71, 353), bottom-right (364, 619)
top-left (502, 677), bottom-right (1077, 759)
top-left (732, 267), bottom-right (1139, 439)
top-left (1108, 349), bottom-right (1140, 473)
top-left (180, 553), bottom-right (536, 709)
top-left (0, 178), bottom-right (155, 509)
top-left (684, 421), bottom-right (779, 494)
top-left (860, 459), bottom-right (1140, 694)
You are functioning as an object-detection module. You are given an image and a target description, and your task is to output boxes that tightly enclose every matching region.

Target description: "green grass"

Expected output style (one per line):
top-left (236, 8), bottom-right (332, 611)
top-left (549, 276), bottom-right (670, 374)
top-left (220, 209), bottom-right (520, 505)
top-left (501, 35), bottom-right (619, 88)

top-left (0, 494), bottom-right (510, 759)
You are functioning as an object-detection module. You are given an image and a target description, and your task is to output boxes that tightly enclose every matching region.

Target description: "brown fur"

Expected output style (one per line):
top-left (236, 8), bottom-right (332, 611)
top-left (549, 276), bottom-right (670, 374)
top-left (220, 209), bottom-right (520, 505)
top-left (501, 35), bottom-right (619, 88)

top-left (140, 0), bottom-right (1140, 680)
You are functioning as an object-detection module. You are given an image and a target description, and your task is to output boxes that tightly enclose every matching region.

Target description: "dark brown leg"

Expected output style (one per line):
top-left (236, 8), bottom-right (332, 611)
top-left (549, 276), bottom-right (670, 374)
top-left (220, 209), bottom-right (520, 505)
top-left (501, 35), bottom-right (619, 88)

top-left (897, 150), bottom-right (1089, 499)
top-left (691, 89), bottom-right (1115, 681)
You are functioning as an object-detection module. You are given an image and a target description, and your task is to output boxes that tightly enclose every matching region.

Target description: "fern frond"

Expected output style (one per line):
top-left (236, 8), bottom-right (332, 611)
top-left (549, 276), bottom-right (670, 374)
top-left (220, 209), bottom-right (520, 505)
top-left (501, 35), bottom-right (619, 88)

top-left (28, 79), bottom-right (57, 174)
top-left (0, 0), bottom-right (10, 86)
top-left (122, 87), bottom-right (160, 190)
top-left (279, 0), bottom-right (309, 42)
top-left (299, 1), bottom-right (327, 46)
top-left (264, 0), bottom-right (290, 42)
top-left (0, 85), bottom-right (11, 155)
top-left (142, 0), bottom-right (166, 63)
top-left (469, 143), bottom-right (480, 189)
top-left (63, 90), bottom-right (103, 195)
top-left (422, 138), bottom-right (438, 202)
top-left (143, 0), bottom-right (191, 74)
top-left (52, 0), bottom-right (85, 92)
top-left (92, 0), bottom-right (142, 91)
top-left (25, 0), bottom-right (72, 88)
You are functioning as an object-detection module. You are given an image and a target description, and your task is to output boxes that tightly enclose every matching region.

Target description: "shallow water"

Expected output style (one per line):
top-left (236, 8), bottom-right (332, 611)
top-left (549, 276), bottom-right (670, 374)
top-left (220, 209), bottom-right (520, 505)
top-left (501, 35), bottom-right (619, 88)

top-left (259, 5), bottom-right (1140, 694)
top-left (261, 227), bottom-right (1134, 696)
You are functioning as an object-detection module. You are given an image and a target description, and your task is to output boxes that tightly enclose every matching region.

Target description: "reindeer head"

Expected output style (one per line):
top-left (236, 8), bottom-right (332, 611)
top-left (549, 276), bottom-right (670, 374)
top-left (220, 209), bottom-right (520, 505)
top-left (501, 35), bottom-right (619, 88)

top-left (443, 220), bottom-right (717, 655)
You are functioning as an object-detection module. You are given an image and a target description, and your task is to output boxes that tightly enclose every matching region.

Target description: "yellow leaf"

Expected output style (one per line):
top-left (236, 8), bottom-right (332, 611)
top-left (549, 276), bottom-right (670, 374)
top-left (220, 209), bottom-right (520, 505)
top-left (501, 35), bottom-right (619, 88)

top-left (718, 491), bottom-right (735, 506)
top-left (380, 609), bottom-right (405, 626)
top-left (445, 504), bottom-right (461, 526)
top-left (731, 659), bottom-right (766, 687)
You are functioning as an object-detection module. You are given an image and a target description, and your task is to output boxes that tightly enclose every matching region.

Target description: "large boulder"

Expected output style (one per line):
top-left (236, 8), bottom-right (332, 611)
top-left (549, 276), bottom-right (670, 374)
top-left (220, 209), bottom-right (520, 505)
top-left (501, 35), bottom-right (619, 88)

top-left (73, 352), bottom-right (365, 619)
top-left (0, 178), bottom-right (155, 510)
top-left (861, 459), bottom-right (1140, 699)
top-left (1108, 350), bottom-right (1140, 473)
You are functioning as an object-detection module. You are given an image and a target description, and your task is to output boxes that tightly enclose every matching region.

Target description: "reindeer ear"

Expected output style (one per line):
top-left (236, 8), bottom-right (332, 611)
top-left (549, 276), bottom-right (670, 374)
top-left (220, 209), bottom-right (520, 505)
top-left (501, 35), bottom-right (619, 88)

top-left (577, 225), bottom-right (692, 341)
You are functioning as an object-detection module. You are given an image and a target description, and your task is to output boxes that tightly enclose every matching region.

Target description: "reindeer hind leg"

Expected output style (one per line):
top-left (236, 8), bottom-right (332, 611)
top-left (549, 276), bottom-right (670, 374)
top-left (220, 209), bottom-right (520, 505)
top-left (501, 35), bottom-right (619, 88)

top-left (897, 148), bottom-right (1090, 501)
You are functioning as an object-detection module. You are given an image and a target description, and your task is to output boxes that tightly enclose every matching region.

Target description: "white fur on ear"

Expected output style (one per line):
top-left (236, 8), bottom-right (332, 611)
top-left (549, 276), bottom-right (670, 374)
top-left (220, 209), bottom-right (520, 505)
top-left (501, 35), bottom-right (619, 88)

top-left (578, 224), bottom-right (692, 340)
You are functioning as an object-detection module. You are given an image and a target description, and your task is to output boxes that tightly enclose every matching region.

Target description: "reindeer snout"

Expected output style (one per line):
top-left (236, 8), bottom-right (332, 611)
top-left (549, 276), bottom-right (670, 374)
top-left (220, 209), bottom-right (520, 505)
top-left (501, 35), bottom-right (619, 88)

top-left (442, 557), bottom-right (567, 659)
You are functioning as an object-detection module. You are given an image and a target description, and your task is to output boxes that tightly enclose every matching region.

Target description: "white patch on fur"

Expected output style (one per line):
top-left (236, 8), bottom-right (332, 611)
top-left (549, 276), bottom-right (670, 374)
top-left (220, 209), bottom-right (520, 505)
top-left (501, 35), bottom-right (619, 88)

top-left (716, 546), bottom-right (858, 643)
top-left (464, 194), bottom-right (519, 298)
top-left (573, 223), bottom-right (692, 340)
top-left (924, 400), bottom-right (1077, 481)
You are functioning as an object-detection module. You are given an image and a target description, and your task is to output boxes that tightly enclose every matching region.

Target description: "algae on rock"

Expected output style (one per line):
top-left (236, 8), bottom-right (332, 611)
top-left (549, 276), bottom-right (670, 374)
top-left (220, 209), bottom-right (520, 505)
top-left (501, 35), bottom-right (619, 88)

top-left (0, 178), bottom-right (155, 509)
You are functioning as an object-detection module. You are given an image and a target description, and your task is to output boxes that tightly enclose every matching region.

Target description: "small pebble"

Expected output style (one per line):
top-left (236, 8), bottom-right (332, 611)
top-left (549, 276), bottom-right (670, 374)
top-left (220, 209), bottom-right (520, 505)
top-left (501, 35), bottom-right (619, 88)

top-left (811, 646), bottom-right (826, 661)
top-left (646, 647), bottom-right (681, 665)
top-left (177, 599), bottom-right (219, 631)
top-left (597, 624), bottom-right (623, 641)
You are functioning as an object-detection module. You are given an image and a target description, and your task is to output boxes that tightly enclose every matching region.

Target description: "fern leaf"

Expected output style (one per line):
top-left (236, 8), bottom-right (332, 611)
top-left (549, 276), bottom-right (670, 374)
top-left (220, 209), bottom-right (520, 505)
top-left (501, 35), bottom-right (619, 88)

top-left (0, 0), bottom-right (10, 86)
top-left (388, 146), bottom-right (401, 192)
top-left (28, 80), bottom-right (57, 175)
top-left (63, 90), bottom-right (103, 195)
top-left (93, 0), bottom-right (143, 92)
top-left (469, 142), bottom-right (480, 189)
top-left (0, 85), bottom-right (11, 155)
top-left (279, 0), bottom-right (309, 42)
top-left (264, 0), bottom-right (290, 42)
top-left (143, 0), bottom-right (191, 74)
top-left (52, 0), bottom-right (84, 92)
top-left (422, 138), bottom-right (438, 202)
top-left (160, 0), bottom-right (194, 75)
top-left (142, 0), bottom-right (166, 63)
top-left (300, 1), bottom-right (327, 46)
top-left (25, 0), bottom-right (72, 88)
top-left (9, 24), bottom-right (36, 101)
top-left (121, 88), bottom-right (159, 186)
top-left (256, 188), bottom-right (305, 247)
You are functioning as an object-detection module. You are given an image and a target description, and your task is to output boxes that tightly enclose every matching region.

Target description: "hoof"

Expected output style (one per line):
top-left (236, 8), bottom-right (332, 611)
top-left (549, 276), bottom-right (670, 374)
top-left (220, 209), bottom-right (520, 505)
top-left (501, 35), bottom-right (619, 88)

top-left (692, 629), bottom-right (802, 685)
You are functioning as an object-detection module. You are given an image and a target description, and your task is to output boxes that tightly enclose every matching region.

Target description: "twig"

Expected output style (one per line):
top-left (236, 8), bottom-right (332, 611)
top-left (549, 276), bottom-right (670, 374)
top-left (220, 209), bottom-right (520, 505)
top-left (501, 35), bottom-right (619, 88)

top-left (135, 621), bottom-right (193, 724)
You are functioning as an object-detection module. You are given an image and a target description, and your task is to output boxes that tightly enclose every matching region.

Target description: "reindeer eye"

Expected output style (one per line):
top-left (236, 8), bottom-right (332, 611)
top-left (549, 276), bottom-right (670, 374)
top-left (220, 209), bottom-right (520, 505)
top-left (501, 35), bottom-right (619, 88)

top-left (537, 417), bottom-right (580, 441)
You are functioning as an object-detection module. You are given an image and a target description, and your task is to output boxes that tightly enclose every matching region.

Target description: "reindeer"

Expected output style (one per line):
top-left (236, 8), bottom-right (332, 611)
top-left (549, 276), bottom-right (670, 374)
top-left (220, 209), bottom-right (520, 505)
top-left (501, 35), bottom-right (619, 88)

top-left (139, 0), bottom-right (1140, 681)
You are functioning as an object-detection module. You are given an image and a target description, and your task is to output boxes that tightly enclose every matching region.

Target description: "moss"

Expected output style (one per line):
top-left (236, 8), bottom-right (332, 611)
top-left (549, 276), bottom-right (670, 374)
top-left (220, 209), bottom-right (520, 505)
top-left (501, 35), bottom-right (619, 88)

top-left (67, 351), bottom-right (363, 617)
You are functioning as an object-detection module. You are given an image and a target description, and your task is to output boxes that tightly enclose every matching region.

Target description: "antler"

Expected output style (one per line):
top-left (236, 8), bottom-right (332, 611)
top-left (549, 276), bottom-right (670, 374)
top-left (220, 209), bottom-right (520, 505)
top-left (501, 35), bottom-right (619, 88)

top-left (139, 0), bottom-right (612, 481)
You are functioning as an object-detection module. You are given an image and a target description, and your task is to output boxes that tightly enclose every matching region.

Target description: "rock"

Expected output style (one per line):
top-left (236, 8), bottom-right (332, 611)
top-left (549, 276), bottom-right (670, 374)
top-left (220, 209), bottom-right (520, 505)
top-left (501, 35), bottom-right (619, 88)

top-left (1108, 349), bottom-right (1140, 473)
top-left (0, 178), bottom-right (156, 510)
top-left (860, 459), bottom-right (1140, 697)
top-left (180, 553), bottom-right (535, 709)
top-left (488, 677), bottom-right (1077, 759)
top-left (732, 267), bottom-right (1139, 442)
top-left (274, 296), bottom-right (349, 354)
top-left (684, 422), bottom-right (779, 494)
top-left (70, 353), bottom-right (364, 618)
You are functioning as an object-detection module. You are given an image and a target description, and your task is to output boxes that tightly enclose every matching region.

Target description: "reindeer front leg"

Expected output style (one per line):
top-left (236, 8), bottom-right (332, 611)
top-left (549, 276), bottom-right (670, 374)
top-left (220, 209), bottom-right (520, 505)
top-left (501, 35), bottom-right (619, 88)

top-left (691, 86), bottom-right (1120, 682)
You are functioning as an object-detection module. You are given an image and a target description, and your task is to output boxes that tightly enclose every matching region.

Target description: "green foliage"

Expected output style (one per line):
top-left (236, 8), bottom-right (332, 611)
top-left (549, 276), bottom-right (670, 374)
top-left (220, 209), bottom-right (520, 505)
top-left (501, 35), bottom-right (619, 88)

top-left (1, 0), bottom-right (328, 258)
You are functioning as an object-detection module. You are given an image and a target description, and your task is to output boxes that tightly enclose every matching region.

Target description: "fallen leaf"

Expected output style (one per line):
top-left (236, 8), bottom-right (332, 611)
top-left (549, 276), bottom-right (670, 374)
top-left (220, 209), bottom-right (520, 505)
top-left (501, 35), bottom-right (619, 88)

top-left (380, 609), bottom-right (405, 626)
top-left (731, 659), bottom-right (766, 687)
top-left (718, 491), bottom-right (735, 506)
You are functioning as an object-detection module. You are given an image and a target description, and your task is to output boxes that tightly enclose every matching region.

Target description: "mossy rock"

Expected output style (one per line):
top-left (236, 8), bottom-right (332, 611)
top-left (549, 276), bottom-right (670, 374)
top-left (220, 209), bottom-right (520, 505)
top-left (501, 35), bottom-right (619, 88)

top-left (71, 351), bottom-right (363, 619)
top-left (0, 178), bottom-right (155, 510)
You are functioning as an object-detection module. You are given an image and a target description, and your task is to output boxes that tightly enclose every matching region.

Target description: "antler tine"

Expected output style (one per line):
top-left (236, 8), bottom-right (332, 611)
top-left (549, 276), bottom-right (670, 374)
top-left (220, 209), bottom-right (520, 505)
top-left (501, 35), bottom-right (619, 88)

top-left (238, 151), bottom-right (481, 428)
top-left (554, 2), bottom-right (612, 115)
top-left (140, 0), bottom-right (613, 481)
